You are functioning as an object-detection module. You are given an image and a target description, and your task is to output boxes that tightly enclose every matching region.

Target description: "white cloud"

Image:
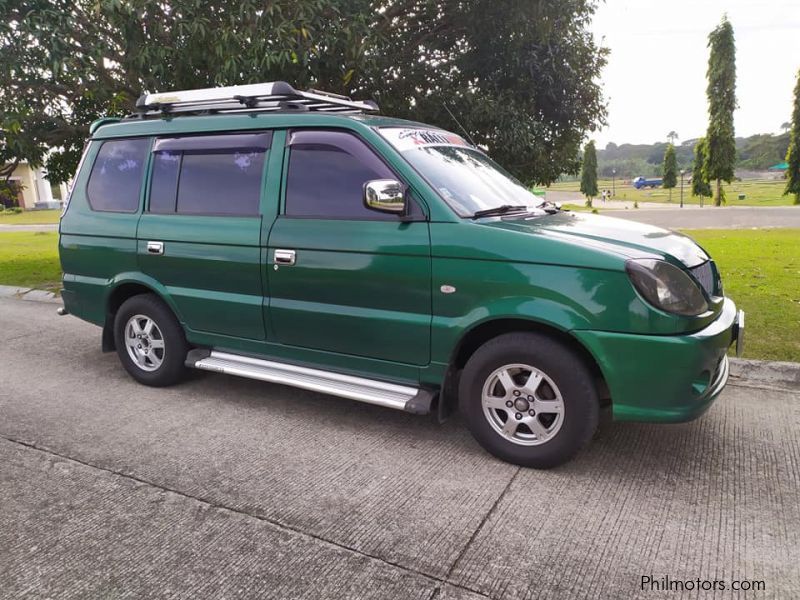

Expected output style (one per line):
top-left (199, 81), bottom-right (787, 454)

top-left (591, 0), bottom-right (800, 147)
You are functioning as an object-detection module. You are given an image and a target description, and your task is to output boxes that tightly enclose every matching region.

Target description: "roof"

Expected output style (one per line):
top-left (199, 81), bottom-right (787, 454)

top-left (768, 161), bottom-right (788, 171)
top-left (90, 112), bottom-right (436, 140)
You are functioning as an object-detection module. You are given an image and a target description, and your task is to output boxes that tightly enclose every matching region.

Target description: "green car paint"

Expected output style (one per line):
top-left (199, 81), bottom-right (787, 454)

top-left (60, 111), bottom-right (739, 423)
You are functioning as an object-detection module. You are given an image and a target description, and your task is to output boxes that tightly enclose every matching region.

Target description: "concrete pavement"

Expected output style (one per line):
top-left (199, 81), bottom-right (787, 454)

top-left (1, 298), bottom-right (799, 599)
top-left (606, 205), bottom-right (800, 229)
top-left (0, 223), bottom-right (58, 232)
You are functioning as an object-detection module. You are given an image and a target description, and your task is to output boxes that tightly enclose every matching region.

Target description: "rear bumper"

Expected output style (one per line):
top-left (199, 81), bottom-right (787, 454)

top-left (574, 299), bottom-right (741, 423)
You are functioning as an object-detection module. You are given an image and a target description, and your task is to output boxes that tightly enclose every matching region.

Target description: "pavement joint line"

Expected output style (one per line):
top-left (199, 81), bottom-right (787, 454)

top-left (0, 433), bottom-right (496, 600)
top-left (438, 466), bottom-right (522, 593)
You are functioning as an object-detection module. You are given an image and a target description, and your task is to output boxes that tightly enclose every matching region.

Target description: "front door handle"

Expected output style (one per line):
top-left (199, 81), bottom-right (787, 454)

top-left (147, 241), bottom-right (164, 255)
top-left (274, 249), bottom-right (296, 265)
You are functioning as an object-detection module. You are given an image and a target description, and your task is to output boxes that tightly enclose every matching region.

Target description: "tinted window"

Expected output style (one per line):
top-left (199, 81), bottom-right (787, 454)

top-left (285, 130), bottom-right (398, 219)
top-left (148, 134), bottom-right (270, 216)
top-left (87, 138), bottom-right (149, 212)
top-left (149, 151), bottom-right (181, 214)
top-left (177, 150), bottom-right (264, 215)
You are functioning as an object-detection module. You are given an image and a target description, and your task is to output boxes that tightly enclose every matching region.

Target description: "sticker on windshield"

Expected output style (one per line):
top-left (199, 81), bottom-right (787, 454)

top-left (380, 127), bottom-right (469, 152)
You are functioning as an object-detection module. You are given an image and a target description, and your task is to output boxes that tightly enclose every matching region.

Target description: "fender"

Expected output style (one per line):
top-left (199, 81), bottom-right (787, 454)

top-left (100, 272), bottom-right (187, 352)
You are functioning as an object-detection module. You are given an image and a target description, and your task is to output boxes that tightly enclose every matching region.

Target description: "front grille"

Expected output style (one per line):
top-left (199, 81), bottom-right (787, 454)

top-left (690, 260), bottom-right (715, 296)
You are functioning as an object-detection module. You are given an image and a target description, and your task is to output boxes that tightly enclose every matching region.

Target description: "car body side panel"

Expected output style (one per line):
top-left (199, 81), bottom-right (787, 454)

top-left (137, 214), bottom-right (266, 340)
top-left (59, 140), bottom-right (147, 326)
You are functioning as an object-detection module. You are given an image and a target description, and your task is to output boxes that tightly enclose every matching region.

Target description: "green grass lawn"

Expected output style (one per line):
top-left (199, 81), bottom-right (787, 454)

top-left (0, 231), bottom-right (61, 292)
top-left (0, 228), bottom-right (797, 362)
top-left (682, 229), bottom-right (800, 363)
top-left (550, 178), bottom-right (796, 207)
top-left (0, 209), bottom-right (62, 224)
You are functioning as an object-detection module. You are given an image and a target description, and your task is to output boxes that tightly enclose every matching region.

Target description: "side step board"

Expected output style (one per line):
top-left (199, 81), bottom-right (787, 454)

top-left (186, 349), bottom-right (435, 415)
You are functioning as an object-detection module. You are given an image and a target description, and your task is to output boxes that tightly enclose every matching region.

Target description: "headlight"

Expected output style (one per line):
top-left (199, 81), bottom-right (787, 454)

top-left (626, 259), bottom-right (708, 316)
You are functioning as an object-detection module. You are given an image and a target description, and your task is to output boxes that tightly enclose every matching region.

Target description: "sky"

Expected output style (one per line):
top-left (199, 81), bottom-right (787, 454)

top-left (591, 0), bottom-right (800, 147)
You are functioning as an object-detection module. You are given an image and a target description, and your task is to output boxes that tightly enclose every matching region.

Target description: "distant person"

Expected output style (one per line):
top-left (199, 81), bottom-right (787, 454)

top-left (601, 190), bottom-right (607, 203)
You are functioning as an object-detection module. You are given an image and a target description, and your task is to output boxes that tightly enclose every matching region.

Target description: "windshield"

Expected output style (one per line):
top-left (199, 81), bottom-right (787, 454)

top-left (379, 127), bottom-right (542, 217)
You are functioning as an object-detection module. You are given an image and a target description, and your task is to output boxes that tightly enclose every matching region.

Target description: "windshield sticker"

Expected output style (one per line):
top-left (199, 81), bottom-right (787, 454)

top-left (380, 127), bottom-right (469, 152)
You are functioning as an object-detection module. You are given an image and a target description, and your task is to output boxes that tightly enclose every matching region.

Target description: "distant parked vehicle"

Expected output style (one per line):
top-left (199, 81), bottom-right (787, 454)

top-left (632, 176), bottom-right (662, 189)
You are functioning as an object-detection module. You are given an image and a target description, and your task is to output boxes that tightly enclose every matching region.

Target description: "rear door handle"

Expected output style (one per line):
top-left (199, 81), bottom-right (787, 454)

top-left (147, 241), bottom-right (164, 255)
top-left (274, 249), bottom-right (296, 265)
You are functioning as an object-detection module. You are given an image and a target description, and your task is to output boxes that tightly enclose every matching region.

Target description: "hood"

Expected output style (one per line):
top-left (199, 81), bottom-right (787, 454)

top-left (484, 211), bottom-right (709, 268)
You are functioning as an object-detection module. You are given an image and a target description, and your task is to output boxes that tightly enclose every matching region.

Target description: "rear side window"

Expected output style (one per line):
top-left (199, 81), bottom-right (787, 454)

top-left (148, 133), bottom-right (270, 216)
top-left (284, 130), bottom-right (399, 220)
top-left (86, 138), bottom-right (149, 212)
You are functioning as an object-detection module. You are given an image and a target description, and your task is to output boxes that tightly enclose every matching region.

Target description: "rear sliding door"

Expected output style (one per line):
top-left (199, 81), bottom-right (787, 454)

top-left (137, 132), bottom-right (271, 340)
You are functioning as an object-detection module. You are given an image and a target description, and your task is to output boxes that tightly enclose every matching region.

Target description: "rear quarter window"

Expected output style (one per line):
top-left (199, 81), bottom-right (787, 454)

top-left (86, 138), bottom-right (149, 212)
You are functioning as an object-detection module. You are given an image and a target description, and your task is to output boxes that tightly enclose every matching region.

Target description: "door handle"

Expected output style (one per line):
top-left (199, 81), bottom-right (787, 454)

top-left (147, 241), bottom-right (164, 255)
top-left (274, 249), bottom-right (296, 265)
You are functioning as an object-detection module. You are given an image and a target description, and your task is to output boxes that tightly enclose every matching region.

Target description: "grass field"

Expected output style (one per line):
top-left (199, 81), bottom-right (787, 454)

top-left (682, 229), bottom-right (800, 363)
top-left (0, 209), bottom-right (62, 224)
top-left (549, 178), bottom-right (796, 207)
top-left (0, 232), bottom-right (61, 292)
top-left (0, 228), bottom-right (797, 362)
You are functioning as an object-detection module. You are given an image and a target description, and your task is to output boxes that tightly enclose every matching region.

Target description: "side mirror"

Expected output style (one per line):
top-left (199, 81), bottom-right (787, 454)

top-left (364, 179), bottom-right (406, 215)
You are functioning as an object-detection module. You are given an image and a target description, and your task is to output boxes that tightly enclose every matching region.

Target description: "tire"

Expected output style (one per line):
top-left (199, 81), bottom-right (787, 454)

top-left (113, 293), bottom-right (188, 387)
top-left (458, 332), bottom-right (599, 468)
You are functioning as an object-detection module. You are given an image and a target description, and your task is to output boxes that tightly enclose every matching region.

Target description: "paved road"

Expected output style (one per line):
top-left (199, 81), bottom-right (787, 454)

top-left (607, 206), bottom-right (800, 229)
top-left (0, 223), bottom-right (58, 232)
top-left (1, 298), bottom-right (799, 599)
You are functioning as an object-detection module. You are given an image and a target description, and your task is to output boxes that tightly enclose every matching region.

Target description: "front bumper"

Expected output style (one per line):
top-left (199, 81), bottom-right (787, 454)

top-left (573, 299), bottom-right (742, 423)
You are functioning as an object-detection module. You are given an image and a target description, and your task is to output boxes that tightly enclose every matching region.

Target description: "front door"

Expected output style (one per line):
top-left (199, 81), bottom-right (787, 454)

top-left (267, 129), bottom-right (432, 365)
top-left (138, 132), bottom-right (272, 340)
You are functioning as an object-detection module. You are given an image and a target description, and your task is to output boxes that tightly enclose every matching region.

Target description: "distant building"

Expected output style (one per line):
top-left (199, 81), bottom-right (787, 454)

top-left (768, 161), bottom-right (788, 172)
top-left (2, 161), bottom-right (67, 210)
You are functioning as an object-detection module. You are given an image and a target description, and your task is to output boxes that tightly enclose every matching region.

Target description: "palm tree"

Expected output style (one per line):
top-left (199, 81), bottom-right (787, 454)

top-left (667, 131), bottom-right (679, 144)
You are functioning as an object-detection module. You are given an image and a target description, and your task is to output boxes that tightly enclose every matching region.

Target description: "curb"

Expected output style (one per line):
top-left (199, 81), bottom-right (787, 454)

top-left (0, 284), bottom-right (61, 305)
top-left (729, 358), bottom-right (800, 391)
top-left (0, 285), bottom-right (797, 390)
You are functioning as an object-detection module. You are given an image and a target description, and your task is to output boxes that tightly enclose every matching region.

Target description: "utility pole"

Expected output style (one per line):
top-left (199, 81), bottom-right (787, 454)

top-left (612, 169), bottom-right (616, 197)
top-left (680, 169), bottom-right (686, 208)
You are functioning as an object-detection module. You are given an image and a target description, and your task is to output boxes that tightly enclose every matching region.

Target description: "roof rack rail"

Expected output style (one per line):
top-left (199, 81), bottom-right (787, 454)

top-left (133, 81), bottom-right (379, 118)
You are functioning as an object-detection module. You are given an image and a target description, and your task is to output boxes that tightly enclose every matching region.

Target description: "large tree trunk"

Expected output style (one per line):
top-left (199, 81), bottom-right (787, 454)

top-left (715, 179), bottom-right (722, 206)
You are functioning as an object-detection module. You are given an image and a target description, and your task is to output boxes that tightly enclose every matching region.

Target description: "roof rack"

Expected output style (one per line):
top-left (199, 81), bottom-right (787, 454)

top-left (133, 81), bottom-right (379, 118)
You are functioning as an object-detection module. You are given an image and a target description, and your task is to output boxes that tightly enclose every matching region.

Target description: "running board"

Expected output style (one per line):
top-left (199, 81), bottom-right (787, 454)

top-left (186, 349), bottom-right (435, 415)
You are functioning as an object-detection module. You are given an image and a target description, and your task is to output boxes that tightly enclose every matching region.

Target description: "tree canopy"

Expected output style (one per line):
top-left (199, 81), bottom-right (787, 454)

top-left (662, 143), bottom-right (677, 201)
top-left (0, 0), bottom-right (608, 185)
top-left (580, 140), bottom-right (598, 206)
top-left (704, 16), bottom-right (737, 206)
top-left (691, 138), bottom-right (712, 200)
top-left (784, 69), bottom-right (800, 205)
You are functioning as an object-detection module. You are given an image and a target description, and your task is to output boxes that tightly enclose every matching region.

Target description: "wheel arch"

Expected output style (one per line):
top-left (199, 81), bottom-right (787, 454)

top-left (443, 317), bottom-right (610, 413)
top-left (101, 275), bottom-right (182, 352)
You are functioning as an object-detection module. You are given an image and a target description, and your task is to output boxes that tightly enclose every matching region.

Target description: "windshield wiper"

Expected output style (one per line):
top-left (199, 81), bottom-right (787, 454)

top-left (470, 204), bottom-right (529, 219)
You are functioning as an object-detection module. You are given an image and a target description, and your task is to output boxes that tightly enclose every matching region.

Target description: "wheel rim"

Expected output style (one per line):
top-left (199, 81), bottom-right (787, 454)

top-left (124, 314), bottom-right (165, 372)
top-left (481, 363), bottom-right (565, 446)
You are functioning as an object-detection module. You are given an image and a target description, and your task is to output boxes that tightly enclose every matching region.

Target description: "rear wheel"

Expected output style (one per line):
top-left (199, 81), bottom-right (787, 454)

top-left (113, 294), bottom-right (188, 387)
top-left (459, 332), bottom-right (599, 468)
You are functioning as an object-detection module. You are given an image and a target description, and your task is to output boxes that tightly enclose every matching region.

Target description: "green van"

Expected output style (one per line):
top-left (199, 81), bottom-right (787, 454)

top-left (59, 82), bottom-right (744, 468)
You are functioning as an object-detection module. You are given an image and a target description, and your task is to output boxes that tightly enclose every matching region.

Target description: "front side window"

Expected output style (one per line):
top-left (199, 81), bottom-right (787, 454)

top-left (148, 133), bottom-right (270, 216)
top-left (379, 127), bottom-right (542, 217)
top-left (285, 130), bottom-right (400, 220)
top-left (86, 138), bottom-right (149, 212)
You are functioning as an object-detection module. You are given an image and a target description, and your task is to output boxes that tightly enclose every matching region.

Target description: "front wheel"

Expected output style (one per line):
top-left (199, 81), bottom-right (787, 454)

top-left (459, 332), bottom-right (599, 468)
top-left (113, 294), bottom-right (188, 387)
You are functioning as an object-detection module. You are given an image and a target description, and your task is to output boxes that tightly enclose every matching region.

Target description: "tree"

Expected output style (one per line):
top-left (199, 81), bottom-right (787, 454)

top-left (662, 144), bottom-right (678, 201)
top-left (784, 69), bottom-right (800, 205)
top-left (580, 141), bottom-right (599, 207)
top-left (691, 138), bottom-right (713, 201)
top-left (0, 0), bottom-right (608, 186)
top-left (667, 131), bottom-right (679, 144)
top-left (704, 16), bottom-right (737, 206)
